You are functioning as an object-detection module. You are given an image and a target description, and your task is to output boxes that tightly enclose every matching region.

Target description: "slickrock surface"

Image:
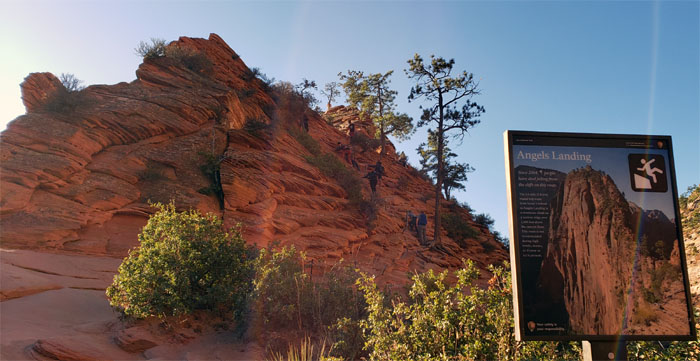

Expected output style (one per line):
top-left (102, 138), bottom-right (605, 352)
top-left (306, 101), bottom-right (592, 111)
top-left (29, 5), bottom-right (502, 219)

top-left (0, 33), bottom-right (506, 359)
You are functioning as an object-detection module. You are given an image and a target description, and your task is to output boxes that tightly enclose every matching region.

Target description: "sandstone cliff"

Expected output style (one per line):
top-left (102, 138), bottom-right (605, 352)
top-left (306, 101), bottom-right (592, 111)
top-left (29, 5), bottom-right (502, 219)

top-left (0, 33), bottom-right (509, 359)
top-left (536, 166), bottom-right (690, 335)
top-left (1, 33), bottom-right (506, 288)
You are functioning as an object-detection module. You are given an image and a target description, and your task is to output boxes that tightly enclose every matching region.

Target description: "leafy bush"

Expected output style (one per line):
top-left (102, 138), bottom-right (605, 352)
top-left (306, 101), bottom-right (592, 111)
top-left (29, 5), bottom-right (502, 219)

top-left (357, 261), bottom-right (581, 360)
top-left (106, 202), bottom-right (251, 320)
top-left (305, 153), bottom-right (363, 205)
top-left (135, 38), bottom-right (167, 59)
top-left (441, 211), bottom-right (479, 245)
top-left (350, 132), bottom-right (381, 153)
top-left (197, 152), bottom-right (224, 209)
top-left (43, 73), bottom-right (89, 113)
top-left (244, 117), bottom-right (270, 137)
top-left (166, 45), bottom-right (213, 76)
top-left (253, 246), bottom-right (366, 360)
top-left (290, 127), bottom-right (321, 155)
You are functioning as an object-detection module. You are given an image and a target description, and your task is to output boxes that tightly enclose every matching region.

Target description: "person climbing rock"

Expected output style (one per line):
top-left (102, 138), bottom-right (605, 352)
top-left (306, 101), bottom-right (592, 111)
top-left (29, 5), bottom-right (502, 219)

top-left (350, 148), bottom-right (360, 170)
top-left (417, 211), bottom-right (428, 246)
top-left (364, 169), bottom-right (378, 197)
top-left (407, 210), bottom-right (417, 233)
top-left (334, 142), bottom-right (352, 164)
top-left (373, 161), bottom-right (384, 181)
top-left (398, 151), bottom-right (408, 167)
top-left (348, 121), bottom-right (355, 137)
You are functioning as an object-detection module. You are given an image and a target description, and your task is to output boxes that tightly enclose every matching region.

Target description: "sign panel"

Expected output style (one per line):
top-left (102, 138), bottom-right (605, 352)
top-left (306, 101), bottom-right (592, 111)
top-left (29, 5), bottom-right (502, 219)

top-left (504, 130), bottom-right (696, 341)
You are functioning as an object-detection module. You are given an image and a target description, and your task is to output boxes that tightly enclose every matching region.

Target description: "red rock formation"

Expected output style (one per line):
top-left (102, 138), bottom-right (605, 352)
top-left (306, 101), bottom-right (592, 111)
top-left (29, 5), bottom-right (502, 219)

top-left (538, 167), bottom-right (690, 335)
top-left (0, 33), bottom-right (512, 360)
top-left (1, 34), bottom-right (506, 286)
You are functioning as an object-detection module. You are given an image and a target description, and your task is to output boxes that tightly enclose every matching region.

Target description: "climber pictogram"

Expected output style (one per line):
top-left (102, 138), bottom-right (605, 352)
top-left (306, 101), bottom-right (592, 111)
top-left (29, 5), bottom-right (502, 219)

top-left (628, 154), bottom-right (667, 192)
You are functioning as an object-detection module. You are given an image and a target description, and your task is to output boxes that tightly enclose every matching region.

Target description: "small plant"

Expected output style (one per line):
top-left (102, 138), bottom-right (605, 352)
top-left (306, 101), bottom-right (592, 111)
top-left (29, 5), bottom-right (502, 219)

top-left (253, 246), bottom-right (366, 360)
top-left (236, 88), bottom-right (257, 101)
top-left (350, 133), bottom-right (381, 153)
top-left (138, 161), bottom-right (165, 182)
top-left (244, 117), bottom-right (270, 137)
top-left (166, 46), bottom-right (213, 76)
top-left (357, 261), bottom-right (581, 360)
top-left (290, 127), bottom-right (321, 155)
top-left (197, 152), bottom-right (224, 209)
top-left (441, 211), bottom-right (479, 245)
top-left (42, 73), bottom-right (90, 114)
top-left (59, 73), bottom-right (85, 92)
top-left (305, 153), bottom-right (363, 205)
top-left (634, 302), bottom-right (659, 326)
top-left (135, 38), bottom-right (167, 59)
top-left (106, 202), bottom-right (252, 321)
top-left (268, 337), bottom-right (339, 361)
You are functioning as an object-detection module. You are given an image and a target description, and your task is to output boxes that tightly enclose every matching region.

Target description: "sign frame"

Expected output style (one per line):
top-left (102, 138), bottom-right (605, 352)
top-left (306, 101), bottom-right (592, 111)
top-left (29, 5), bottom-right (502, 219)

top-left (504, 130), bottom-right (696, 341)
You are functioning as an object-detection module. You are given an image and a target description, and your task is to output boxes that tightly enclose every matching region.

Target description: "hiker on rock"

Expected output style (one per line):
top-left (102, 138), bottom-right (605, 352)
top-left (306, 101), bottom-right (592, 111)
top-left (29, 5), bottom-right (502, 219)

top-left (417, 211), bottom-right (428, 246)
top-left (350, 148), bottom-right (360, 170)
top-left (348, 121), bottom-right (355, 137)
top-left (398, 151), bottom-right (408, 167)
top-left (364, 170), bottom-right (378, 198)
top-left (334, 142), bottom-right (352, 164)
top-left (407, 210), bottom-right (417, 233)
top-left (374, 161), bottom-right (384, 181)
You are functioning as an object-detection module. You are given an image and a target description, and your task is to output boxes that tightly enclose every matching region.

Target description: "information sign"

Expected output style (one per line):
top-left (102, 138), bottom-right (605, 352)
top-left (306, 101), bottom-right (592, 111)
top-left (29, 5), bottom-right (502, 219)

top-left (504, 130), bottom-right (695, 341)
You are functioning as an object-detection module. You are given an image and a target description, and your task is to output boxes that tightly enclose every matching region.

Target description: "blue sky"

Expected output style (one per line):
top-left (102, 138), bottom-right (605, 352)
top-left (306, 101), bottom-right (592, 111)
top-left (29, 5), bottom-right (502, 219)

top-left (1, 0), bottom-right (698, 238)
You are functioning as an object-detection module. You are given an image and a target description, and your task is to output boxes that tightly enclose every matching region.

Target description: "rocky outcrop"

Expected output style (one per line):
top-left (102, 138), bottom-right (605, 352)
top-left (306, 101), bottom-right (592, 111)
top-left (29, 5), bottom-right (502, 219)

top-left (20, 72), bottom-right (64, 113)
top-left (681, 186), bottom-right (700, 307)
top-left (0, 34), bottom-right (506, 287)
top-left (537, 167), bottom-right (690, 335)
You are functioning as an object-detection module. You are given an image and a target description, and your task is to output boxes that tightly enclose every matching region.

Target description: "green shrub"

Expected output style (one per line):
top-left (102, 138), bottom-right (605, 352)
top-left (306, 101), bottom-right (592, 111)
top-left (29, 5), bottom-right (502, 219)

top-left (350, 133), bottom-right (381, 153)
top-left (305, 153), bottom-right (363, 205)
top-left (253, 246), bottom-right (366, 360)
top-left (43, 73), bottom-right (89, 114)
top-left (106, 202), bottom-right (251, 320)
top-left (357, 261), bottom-right (581, 360)
top-left (290, 127), bottom-right (321, 155)
top-left (166, 46), bottom-right (213, 76)
top-left (197, 152), bottom-right (224, 209)
top-left (244, 117), bottom-right (270, 137)
top-left (135, 38), bottom-right (167, 59)
top-left (441, 212), bottom-right (479, 245)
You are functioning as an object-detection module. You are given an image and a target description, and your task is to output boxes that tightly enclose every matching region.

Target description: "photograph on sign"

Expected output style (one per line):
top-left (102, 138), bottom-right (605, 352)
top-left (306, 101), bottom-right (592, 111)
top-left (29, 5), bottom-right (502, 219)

top-left (504, 131), bottom-right (695, 340)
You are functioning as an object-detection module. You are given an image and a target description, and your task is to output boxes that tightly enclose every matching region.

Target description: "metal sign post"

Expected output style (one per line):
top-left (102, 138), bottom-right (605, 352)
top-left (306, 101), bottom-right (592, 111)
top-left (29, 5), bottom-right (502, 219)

top-left (582, 341), bottom-right (627, 361)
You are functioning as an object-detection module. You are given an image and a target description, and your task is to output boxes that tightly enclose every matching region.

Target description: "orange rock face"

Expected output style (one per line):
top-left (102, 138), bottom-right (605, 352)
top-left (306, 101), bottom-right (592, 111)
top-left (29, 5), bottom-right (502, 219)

top-left (0, 33), bottom-right (509, 360)
top-left (1, 33), bottom-right (506, 284)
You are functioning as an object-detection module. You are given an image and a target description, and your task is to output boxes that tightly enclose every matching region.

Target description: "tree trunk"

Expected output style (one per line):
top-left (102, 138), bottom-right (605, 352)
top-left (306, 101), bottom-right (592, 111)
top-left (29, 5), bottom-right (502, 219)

top-left (378, 86), bottom-right (385, 160)
top-left (434, 92), bottom-right (445, 245)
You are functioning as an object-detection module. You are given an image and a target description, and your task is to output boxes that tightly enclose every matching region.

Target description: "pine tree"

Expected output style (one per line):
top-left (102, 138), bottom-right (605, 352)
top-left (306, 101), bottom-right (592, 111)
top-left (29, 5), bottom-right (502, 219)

top-left (339, 70), bottom-right (414, 158)
top-left (406, 54), bottom-right (485, 245)
top-left (417, 130), bottom-right (474, 200)
top-left (320, 81), bottom-right (341, 110)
